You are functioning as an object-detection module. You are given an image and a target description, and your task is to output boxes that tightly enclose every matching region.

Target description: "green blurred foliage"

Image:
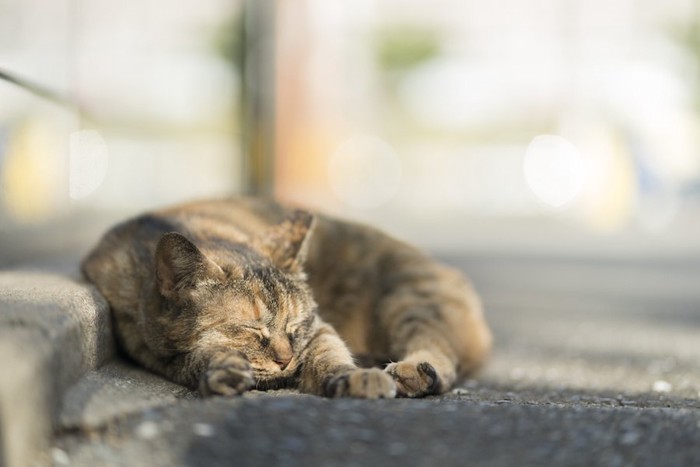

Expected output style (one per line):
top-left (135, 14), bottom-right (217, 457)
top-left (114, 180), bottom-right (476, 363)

top-left (669, 13), bottom-right (700, 110)
top-left (375, 25), bottom-right (441, 74)
top-left (213, 10), bottom-right (245, 74)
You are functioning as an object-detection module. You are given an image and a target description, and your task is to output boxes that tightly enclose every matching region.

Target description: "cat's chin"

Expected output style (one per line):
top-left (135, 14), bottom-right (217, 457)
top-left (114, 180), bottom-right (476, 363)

top-left (251, 361), bottom-right (298, 381)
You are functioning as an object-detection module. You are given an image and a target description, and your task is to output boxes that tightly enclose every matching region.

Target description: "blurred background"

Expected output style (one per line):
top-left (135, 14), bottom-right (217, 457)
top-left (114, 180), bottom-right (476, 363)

top-left (2, 0), bottom-right (700, 263)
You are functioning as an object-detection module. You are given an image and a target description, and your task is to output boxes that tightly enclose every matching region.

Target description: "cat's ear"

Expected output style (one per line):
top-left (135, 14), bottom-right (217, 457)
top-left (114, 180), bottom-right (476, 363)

top-left (155, 232), bottom-right (225, 298)
top-left (254, 210), bottom-right (315, 274)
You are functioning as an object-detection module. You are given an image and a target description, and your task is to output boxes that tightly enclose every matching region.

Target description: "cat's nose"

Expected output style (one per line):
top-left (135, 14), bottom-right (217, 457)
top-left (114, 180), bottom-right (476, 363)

top-left (275, 356), bottom-right (292, 370)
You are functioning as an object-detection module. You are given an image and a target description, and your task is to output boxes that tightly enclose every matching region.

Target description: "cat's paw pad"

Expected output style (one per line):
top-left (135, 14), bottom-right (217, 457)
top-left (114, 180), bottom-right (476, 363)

top-left (385, 361), bottom-right (441, 397)
top-left (199, 353), bottom-right (255, 397)
top-left (324, 368), bottom-right (397, 399)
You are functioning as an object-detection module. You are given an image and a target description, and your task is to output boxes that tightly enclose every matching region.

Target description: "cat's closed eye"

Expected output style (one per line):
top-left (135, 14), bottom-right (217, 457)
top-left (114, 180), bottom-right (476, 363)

top-left (239, 324), bottom-right (270, 344)
top-left (286, 322), bottom-right (304, 341)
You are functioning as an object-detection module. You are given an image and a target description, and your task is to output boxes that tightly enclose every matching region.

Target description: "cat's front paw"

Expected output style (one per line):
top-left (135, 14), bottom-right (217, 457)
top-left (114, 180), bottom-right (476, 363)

top-left (385, 361), bottom-right (441, 397)
top-left (199, 352), bottom-right (255, 397)
top-left (324, 368), bottom-right (397, 399)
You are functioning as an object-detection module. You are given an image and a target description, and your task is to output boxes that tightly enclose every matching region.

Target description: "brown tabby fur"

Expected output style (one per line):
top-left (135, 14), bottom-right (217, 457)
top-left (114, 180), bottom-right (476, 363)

top-left (82, 198), bottom-right (491, 398)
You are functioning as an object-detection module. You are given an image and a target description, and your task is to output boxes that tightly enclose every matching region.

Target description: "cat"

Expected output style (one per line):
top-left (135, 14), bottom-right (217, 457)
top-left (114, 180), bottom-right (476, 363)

top-left (82, 198), bottom-right (492, 398)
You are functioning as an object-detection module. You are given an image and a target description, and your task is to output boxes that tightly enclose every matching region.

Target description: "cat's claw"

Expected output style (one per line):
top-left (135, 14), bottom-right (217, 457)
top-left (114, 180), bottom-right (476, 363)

top-left (324, 368), bottom-right (397, 399)
top-left (199, 353), bottom-right (255, 397)
top-left (385, 361), bottom-right (441, 397)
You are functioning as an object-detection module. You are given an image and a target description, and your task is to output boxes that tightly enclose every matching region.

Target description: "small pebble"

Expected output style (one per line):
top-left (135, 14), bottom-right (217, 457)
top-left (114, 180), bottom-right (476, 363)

top-left (620, 431), bottom-right (641, 445)
top-left (452, 388), bottom-right (469, 396)
top-left (136, 421), bottom-right (160, 439)
top-left (462, 379), bottom-right (479, 389)
top-left (193, 423), bottom-right (215, 437)
top-left (281, 435), bottom-right (307, 453)
top-left (51, 448), bottom-right (70, 465)
top-left (388, 441), bottom-right (407, 456)
top-left (652, 380), bottom-right (672, 393)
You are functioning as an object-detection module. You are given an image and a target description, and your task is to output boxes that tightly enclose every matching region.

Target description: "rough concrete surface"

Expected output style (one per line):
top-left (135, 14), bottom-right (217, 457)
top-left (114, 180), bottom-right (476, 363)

top-left (0, 269), bottom-right (114, 467)
top-left (54, 390), bottom-right (700, 467)
top-left (0, 329), bottom-right (52, 467)
top-left (0, 270), bottom-right (115, 400)
top-left (59, 362), bottom-right (196, 431)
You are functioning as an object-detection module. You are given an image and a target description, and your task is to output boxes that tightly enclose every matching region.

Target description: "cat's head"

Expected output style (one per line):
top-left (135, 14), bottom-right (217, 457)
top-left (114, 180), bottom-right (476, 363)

top-left (152, 210), bottom-right (317, 383)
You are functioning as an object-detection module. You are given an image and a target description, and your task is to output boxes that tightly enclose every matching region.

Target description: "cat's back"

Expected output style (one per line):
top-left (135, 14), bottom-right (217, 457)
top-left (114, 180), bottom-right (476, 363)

top-left (84, 197), bottom-right (424, 311)
top-left (82, 199), bottom-right (278, 308)
top-left (82, 213), bottom-right (180, 312)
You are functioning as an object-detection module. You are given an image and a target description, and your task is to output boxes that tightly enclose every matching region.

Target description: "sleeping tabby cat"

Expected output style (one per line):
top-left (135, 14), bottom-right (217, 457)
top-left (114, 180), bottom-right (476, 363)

top-left (82, 198), bottom-right (491, 398)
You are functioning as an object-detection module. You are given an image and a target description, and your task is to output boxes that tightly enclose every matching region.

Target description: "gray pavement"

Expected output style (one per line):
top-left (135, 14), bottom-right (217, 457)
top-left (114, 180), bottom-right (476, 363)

top-left (53, 389), bottom-right (700, 467)
top-left (0, 268), bottom-right (113, 467)
top-left (3, 253), bottom-right (700, 466)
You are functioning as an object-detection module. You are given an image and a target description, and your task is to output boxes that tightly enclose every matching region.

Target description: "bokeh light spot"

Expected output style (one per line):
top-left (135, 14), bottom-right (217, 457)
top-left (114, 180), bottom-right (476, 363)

top-left (524, 135), bottom-right (585, 209)
top-left (2, 122), bottom-right (59, 222)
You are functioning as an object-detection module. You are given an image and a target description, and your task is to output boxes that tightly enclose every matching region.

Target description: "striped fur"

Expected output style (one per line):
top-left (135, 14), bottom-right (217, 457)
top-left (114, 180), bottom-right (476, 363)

top-left (82, 198), bottom-right (491, 398)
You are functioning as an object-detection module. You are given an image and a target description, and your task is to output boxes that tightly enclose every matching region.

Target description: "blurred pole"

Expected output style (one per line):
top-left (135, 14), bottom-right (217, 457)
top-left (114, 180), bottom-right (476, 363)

top-left (241, 0), bottom-right (276, 197)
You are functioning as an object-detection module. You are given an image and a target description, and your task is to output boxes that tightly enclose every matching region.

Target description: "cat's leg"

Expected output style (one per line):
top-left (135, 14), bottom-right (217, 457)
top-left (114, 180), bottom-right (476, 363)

top-left (379, 272), bottom-right (492, 398)
top-left (197, 349), bottom-right (255, 397)
top-left (143, 347), bottom-right (255, 397)
top-left (385, 308), bottom-right (458, 397)
top-left (297, 321), bottom-right (396, 398)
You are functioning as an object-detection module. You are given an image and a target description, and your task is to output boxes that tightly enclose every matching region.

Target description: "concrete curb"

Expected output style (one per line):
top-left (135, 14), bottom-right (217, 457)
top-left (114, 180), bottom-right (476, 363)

top-left (0, 269), bottom-right (114, 467)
